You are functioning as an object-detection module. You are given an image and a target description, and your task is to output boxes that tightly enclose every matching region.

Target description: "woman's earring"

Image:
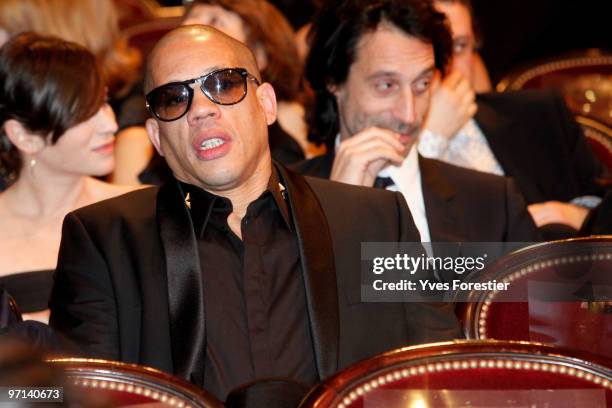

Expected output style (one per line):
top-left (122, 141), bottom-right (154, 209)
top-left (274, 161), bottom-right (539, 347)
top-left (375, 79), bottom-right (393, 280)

top-left (29, 156), bottom-right (37, 177)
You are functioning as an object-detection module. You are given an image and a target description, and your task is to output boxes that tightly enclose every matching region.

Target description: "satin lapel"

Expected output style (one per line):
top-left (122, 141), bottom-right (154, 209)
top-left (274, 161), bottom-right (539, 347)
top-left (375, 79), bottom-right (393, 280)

top-left (475, 96), bottom-right (521, 176)
top-left (277, 165), bottom-right (339, 379)
top-left (156, 180), bottom-right (205, 385)
top-left (419, 156), bottom-right (463, 242)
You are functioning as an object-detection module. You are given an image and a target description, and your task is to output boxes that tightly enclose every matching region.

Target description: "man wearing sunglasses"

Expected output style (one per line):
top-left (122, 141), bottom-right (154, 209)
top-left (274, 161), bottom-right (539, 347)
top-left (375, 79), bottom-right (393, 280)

top-left (49, 25), bottom-right (460, 403)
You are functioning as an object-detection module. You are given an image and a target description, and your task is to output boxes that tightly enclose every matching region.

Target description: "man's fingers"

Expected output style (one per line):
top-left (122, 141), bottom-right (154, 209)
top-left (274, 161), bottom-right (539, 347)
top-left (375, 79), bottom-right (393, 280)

top-left (442, 71), bottom-right (463, 90)
top-left (467, 101), bottom-right (478, 117)
top-left (331, 143), bottom-right (405, 186)
top-left (430, 70), bottom-right (442, 92)
top-left (339, 127), bottom-right (406, 152)
top-left (339, 140), bottom-right (406, 165)
top-left (454, 76), bottom-right (473, 97)
top-left (527, 204), bottom-right (548, 226)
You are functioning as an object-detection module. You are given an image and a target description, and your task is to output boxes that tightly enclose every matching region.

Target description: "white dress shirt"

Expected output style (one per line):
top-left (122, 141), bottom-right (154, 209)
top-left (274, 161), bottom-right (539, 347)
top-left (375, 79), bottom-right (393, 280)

top-left (418, 118), bottom-right (505, 176)
top-left (378, 146), bottom-right (431, 242)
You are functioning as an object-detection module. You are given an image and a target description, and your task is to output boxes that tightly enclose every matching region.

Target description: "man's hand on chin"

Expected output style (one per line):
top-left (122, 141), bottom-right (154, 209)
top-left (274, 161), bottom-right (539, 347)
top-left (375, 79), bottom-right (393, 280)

top-left (424, 70), bottom-right (477, 139)
top-left (330, 127), bottom-right (406, 187)
top-left (527, 201), bottom-right (590, 230)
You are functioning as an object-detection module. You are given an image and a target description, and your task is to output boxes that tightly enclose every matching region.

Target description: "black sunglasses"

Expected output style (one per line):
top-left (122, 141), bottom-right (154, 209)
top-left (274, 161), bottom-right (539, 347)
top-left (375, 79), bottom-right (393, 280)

top-left (145, 67), bottom-right (260, 122)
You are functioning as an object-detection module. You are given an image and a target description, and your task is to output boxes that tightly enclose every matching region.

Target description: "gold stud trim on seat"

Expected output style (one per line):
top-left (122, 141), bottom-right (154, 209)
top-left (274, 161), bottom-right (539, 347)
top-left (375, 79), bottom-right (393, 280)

top-left (335, 357), bottom-right (612, 408)
top-left (70, 377), bottom-right (191, 408)
top-left (477, 251), bottom-right (612, 339)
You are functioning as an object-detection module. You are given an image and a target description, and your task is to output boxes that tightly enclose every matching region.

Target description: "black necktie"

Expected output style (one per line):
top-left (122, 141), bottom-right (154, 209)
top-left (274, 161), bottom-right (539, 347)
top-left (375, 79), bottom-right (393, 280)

top-left (373, 176), bottom-right (395, 189)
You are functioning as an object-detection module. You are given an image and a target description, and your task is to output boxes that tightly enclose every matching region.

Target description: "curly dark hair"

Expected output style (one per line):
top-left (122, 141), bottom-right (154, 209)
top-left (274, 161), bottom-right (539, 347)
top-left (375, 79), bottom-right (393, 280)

top-left (0, 32), bottom-right (106, 187)
top-left (306, 0), bottom-right (453, 148)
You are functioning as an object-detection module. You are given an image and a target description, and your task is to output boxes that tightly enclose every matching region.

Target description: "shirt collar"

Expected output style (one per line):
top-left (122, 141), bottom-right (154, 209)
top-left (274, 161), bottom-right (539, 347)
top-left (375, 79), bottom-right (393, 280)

top-left (179, 167), bottom-right (292, 237)
top-left (378, 144), bottom-right (420, 187)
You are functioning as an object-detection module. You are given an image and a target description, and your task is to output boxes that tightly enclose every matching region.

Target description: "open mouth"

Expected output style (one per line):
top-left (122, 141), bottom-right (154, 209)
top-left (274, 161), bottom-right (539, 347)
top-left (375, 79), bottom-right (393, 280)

top-left (193, 131), bottom-right (232, 161)
top-left (199, 137), bottom-right (226, 150)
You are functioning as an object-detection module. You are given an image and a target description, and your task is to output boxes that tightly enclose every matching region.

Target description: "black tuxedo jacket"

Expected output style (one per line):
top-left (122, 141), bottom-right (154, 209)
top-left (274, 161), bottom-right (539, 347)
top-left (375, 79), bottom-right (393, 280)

top-left (49, 166), bottom-right (459, 386)
top-left (292, 154), bottom-right (539, 242)
top-left (474, 90), bottom-right (606, 204)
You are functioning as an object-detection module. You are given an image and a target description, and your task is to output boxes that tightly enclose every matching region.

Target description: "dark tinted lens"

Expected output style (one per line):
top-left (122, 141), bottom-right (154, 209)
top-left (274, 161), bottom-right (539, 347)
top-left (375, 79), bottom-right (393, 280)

top-left (148, 84), bottom-right (191, 120)
top-left (203, 69), bottom-right (246, 104)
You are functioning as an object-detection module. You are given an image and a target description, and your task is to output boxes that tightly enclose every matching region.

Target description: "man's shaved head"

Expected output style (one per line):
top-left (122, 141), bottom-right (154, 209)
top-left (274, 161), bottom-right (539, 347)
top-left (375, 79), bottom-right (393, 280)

top-left (143, 22), bottom-right (277, 195)
top-left (144, 25), bottom-right (260, 93)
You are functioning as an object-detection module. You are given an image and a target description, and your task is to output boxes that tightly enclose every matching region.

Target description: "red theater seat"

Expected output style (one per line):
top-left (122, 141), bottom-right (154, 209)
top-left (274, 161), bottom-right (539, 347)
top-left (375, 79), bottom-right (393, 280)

top-left (49, 358), bottom-right (222, 407)
top-left (575, 116), bottom-right (612, 173)
top-left (496, 50), bottom-right (612, 171)
top-left (462, 237), bottom-right (612, 359)
top-left (300, 340), bottom-right (612, 408)
top-left (496, 49), bottom-right (612, 126)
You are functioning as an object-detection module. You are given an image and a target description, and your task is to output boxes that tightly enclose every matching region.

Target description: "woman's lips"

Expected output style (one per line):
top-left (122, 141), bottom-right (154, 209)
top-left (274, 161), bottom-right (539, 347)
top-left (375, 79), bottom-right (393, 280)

top-left (92, 141), bottom-right (115, 154)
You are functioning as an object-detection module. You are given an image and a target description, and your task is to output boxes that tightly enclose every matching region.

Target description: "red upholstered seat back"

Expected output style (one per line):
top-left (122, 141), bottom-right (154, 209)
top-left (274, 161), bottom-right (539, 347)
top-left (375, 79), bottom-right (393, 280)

top-left (576, 116), bottom-right (612, 173)
top-left (463, 237), bottom-right (612, 359)
top-left (49, 358), bottom-right (223, 407)
top-left (300, 341), bottom-right (612, 408)
top-left (496, 50), bottom-right (612, 171)
top-left (496, 50), bottom-right (612, 127)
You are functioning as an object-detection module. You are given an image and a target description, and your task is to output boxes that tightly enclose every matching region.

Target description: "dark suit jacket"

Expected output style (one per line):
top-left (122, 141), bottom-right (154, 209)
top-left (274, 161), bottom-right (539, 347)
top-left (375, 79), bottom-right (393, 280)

top-left (475, 90), bottom-right (606, 204)
top-left (49, 166), bottom-right (460, 387)
top-left (292, 154), bottom-right (540, 242)
top-left (580, 190), bottom-right (612, 235)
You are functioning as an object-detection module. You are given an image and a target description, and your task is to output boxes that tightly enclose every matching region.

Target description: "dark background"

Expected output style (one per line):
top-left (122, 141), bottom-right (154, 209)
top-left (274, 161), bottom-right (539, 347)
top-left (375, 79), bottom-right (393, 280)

top-left (162, 0), bottom-right (611, 84)
top-left (472, 0), bottom-right (611, 82)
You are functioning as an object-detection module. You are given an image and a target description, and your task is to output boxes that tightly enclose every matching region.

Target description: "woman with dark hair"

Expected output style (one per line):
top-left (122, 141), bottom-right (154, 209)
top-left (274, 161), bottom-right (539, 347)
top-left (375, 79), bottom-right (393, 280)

top-left (0, 0), bottom-right (148, 186)
top-left (0, 33), bottom-right (135, 322)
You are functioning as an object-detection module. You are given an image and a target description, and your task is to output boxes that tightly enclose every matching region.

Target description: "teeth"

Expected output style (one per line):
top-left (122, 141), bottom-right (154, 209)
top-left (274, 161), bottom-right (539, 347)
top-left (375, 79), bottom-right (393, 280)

top-left (200, 138), bottom-right (225, 150)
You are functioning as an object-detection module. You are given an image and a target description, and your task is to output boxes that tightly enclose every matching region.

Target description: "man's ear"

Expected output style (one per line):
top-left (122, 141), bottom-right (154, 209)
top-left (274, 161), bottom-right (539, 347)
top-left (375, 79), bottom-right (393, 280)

top-left (145, 118), bottom-right (164, 156)
top-left (256, 82), bottom-right (277, 126)
top-left (3, 119), bottom-right (46, 154)
top-left (327, 81), bottom-right (341, 99)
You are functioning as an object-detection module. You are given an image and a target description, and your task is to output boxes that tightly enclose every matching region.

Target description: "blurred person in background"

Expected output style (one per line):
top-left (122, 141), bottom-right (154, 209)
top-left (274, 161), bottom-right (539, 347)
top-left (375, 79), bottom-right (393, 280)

top-left (0, 0), bottom-right (49, 47)
top-left (0, 33), bottom-right (135, 323)
top-left (183, 0), bottom-right (319, 159)
top-left (432, 0), bottom-right (491, 92)
top-left (418, 0), bottom-right (607, 238)
top-left (0, 0), bottom-right (148, 186)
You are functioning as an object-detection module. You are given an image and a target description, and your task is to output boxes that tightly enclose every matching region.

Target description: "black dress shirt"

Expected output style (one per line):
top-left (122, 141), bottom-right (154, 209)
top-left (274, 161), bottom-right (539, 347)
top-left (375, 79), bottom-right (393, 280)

top-left (180, 170), bottom-right (317, 399)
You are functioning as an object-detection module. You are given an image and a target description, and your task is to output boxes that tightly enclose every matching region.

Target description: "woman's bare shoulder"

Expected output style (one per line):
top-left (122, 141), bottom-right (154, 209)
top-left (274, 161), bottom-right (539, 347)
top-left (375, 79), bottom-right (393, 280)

top-left (85, 177), bottom-right (147, 204)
